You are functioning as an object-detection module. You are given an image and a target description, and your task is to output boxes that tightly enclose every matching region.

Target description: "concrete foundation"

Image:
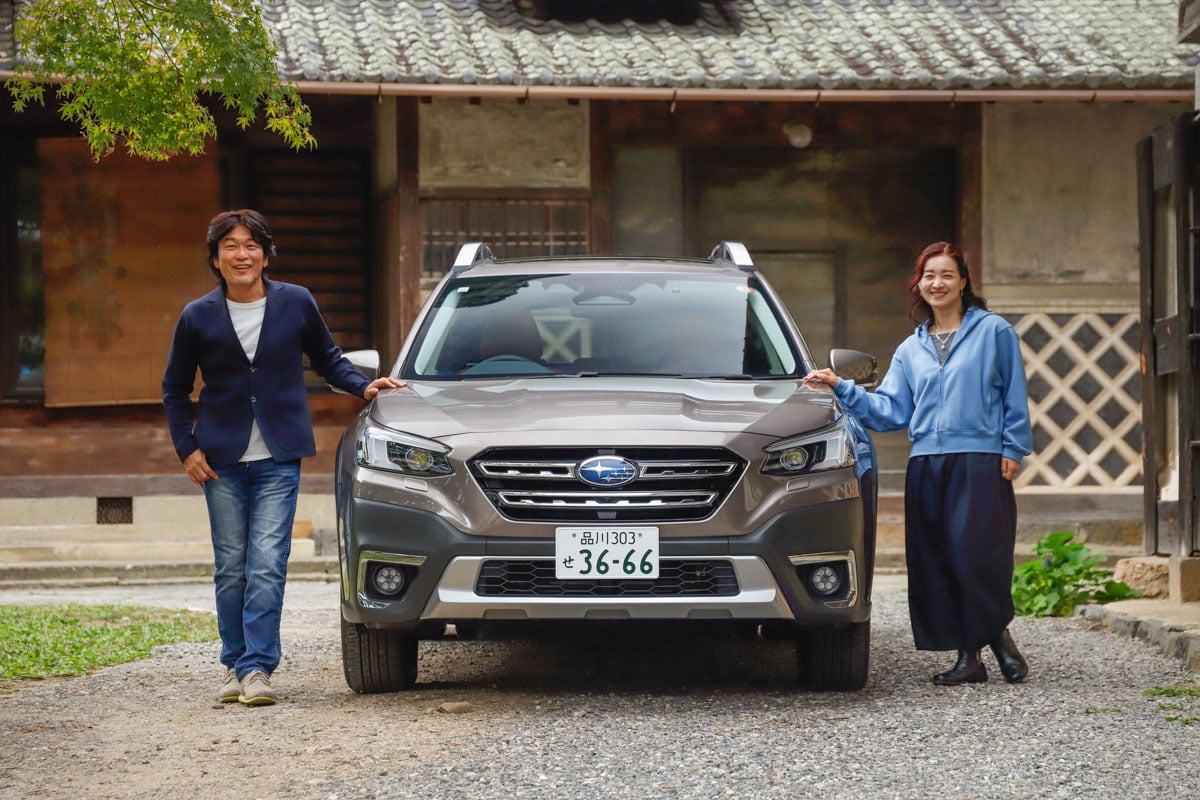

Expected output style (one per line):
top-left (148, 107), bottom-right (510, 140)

top-left (1169, 555), bottom-right (1200, 603)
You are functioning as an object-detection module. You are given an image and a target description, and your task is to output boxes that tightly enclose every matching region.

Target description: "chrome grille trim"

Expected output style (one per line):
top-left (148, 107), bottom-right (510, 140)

top-left (469, 447), bottom-right (746, 522)
top-left (638, 460), bottom-right (738, 479)
top-left (476, 461), bottom-right (576, 478)
top-left (497, 490), bottom-right (716, 509)
top-left (475, 459), bottom-right (738, 481)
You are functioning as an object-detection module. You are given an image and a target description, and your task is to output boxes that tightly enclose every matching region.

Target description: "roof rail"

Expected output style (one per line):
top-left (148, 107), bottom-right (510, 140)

top-left (709, 241), bottom-right (755, 271)
top-left (451, 242), bottom-right (495, 274)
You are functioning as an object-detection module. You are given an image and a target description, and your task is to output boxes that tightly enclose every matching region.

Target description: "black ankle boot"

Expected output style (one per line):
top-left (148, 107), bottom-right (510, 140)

top-left (990, 629), bottom-right (1029, 684)
top-left (931, 650), bottom-right (988, 686)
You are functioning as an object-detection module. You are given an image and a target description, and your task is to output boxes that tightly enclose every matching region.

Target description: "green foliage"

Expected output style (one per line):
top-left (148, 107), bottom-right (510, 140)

top-left (1011, 531), bottom-right (1140, 617)
top-left (0, 604), bottom-right (217, 689)
top-left (6, 0), bottom-right (315, 160)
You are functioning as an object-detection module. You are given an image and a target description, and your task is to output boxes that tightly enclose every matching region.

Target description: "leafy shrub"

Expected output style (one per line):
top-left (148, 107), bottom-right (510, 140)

top-left (1012, 531), bottom-right (1140, 617)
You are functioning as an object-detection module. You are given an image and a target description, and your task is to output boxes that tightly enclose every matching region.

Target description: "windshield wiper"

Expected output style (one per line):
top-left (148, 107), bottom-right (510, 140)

top-left (532, 371), bottom-right (684, 378)
top-left (684, 374), bottom-right (757, 380)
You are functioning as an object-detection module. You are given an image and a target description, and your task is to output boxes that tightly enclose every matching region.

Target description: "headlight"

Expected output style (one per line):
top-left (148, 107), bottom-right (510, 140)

top-left (356, 425), bottom-right (453, 477)
top-left (761, 423), bottom-right (855, 476)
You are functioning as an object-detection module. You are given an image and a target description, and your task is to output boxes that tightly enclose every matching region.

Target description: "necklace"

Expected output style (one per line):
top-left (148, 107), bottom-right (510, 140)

top-left (931, 328), bottom-right (957, 349)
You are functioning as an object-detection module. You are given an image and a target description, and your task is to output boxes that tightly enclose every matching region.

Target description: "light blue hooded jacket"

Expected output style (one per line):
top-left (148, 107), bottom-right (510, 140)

top-left (832, 306), bottom-right (1033, 463)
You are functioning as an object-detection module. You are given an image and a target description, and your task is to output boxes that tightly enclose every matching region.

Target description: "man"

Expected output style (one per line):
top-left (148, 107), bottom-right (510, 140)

top-left (162, 209), bottom-right (402, 706)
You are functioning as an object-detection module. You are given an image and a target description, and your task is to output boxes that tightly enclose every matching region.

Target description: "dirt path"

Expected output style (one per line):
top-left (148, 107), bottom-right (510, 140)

top-left (0, 603), bottom-right (561, 800)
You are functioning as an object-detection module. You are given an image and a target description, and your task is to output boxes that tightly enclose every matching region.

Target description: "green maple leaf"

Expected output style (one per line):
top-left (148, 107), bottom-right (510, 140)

top-left (6, 0), bottom-right (316, 160)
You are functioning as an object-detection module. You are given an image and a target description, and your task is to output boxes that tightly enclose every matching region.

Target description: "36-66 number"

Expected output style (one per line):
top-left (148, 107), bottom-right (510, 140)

top-left (577, 548), bottom-right (655, 576)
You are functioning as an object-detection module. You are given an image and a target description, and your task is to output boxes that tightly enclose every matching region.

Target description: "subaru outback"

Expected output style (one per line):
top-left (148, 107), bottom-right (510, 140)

top-left (334, 241), bottom-right (878, 692)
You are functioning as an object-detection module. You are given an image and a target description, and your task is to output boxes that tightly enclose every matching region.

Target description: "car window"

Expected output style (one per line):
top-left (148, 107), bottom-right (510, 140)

top-left (407, 271), bottom-right (802, 379)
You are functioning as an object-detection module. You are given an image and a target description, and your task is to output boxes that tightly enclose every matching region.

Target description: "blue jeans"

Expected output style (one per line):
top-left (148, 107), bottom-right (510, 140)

top-left (202, 458), bottom-right (301, 678)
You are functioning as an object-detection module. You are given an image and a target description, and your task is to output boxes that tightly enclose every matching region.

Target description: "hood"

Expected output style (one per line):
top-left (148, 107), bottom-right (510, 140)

top-left (366, 377), bottom-right (840, 441)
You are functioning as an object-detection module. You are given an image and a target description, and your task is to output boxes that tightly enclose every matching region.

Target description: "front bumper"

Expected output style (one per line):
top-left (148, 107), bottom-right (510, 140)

top-left (341, 496), bottom-right (869, 630)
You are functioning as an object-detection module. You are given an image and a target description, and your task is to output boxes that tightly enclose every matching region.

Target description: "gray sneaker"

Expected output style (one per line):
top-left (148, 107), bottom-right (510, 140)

top-left (216, 668), bottom-right (240, 703)
top-left (238, 670), bottom-right (277, 706)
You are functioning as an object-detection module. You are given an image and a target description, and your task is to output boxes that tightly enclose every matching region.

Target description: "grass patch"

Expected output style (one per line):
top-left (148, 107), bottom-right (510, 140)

top-left (1143, 686), bottom-right (1200, 698)
top-left (0, 604), bottom-right (218, 689)
top-left (1144, 685), bottom-right (1200, 725)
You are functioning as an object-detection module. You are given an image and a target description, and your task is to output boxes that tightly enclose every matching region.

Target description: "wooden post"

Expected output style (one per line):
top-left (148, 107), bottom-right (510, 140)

top-left (397, 97), bottom-right (423, 342)
top-left (589, 101), bottom-right (612, 254)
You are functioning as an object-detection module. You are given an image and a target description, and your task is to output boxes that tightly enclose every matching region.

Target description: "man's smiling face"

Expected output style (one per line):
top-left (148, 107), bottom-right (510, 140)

top-left (214, 224), bottom-right (268, 298)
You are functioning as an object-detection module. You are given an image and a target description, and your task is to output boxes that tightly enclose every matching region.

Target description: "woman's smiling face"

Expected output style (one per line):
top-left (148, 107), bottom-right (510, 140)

top-left (918, 254), bottom-right (965, 318)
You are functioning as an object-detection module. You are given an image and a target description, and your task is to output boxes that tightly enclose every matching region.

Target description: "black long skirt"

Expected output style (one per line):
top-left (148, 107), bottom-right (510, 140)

top-left (904, 452), bottom-right (1016, 651)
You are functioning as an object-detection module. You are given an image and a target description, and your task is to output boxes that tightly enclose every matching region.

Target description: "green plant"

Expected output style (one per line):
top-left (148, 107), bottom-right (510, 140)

top-left (0, 604), bottom-right (217, 690)
top-left (1011, 531), bottom-right (1140, 617)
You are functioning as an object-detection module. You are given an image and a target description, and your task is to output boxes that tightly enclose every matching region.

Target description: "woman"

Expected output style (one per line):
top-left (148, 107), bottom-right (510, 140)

top-left (804, 242), bottom-right (1033, 686)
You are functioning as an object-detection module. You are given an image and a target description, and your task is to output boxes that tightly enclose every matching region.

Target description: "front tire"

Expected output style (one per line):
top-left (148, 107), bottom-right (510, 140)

top-left (798, 621), bottom-right (870, 691)
top-left (341, 617), bottom-right (418, 693)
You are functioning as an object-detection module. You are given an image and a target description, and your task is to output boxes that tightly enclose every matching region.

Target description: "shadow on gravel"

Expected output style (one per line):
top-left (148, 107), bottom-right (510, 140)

top-left (415, 624), bottom-right (882, 697)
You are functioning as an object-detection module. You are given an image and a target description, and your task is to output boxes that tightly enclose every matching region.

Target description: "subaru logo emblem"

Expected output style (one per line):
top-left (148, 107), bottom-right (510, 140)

top-left (576, 456), bottom-right (637, 487)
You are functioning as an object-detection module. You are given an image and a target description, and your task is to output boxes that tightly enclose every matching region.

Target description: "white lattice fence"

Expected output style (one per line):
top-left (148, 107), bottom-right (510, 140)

top-left (1005, 312), bottom-right (1142, 491)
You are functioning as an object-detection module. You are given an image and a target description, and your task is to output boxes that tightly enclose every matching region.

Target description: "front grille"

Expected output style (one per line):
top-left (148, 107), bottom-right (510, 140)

top-left (475, 559), bottom-right (740, 597)
top-left (470, 446), bottom-right (745, 522)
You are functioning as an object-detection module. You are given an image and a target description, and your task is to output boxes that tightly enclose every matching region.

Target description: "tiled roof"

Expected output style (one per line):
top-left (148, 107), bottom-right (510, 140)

top-left (261, 0), bottom-right (1199, 90)
top-left (2, 1), bottom-right (1197, 91)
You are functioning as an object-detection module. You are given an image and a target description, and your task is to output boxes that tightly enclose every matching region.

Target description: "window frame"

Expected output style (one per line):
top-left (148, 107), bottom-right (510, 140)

top-left (0, 138), bottom-right (43, 402)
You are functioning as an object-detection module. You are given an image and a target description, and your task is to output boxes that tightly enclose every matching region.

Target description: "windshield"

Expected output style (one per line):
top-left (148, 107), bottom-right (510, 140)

top-left (406, 271), bottom-right (807, 379)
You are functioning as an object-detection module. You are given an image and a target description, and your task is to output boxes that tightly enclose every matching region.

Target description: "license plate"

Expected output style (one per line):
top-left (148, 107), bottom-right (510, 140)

top-left (555, 526), bottom-right (659, 579)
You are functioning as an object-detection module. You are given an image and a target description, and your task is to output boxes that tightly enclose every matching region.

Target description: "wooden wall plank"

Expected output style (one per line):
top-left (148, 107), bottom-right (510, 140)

top-left (38, 139), bottom-right (219, 406)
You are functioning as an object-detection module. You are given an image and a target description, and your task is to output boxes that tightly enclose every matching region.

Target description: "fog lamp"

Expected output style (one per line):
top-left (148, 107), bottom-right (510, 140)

top-left (371, 565), bottom-right (407, 596)
top-left (809, 564), bottom-right (841, 596)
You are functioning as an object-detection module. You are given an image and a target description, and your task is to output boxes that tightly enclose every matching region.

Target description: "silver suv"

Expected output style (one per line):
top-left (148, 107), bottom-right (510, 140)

top-left (334, 242), bottom-right (878, 692)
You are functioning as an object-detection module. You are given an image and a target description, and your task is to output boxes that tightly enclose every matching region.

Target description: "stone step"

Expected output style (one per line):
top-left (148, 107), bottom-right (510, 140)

top-left (875, 492), bottom-right (1142, 547)
top-left (0, 519), bottom-right (311, 544)
top-left (874, 543), bottom-right (1143, 572)
top-left (0, 520), bottom-right (314, 564)
top-left (0, 556), bottom-right (340, 588)
top-left (0, 523), bottom-right (215, 545)
top-left (0, 538), bottom-right (315, 564)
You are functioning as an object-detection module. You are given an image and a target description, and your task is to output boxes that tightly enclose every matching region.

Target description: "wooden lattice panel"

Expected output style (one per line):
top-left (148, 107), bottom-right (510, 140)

top-left (1007, 312), bottom-right (1142, 491)
top-left (421, 198), bottom-right (590, 277)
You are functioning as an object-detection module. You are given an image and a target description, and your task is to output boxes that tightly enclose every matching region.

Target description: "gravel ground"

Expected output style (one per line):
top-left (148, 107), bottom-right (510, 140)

top-left (0, 578), bottom-right (1196, 800)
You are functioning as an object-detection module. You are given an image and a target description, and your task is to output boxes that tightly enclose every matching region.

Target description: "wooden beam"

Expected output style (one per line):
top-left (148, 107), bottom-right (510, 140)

top-left (396, 97), bottom-right (423, 345)
top-left (958, 104), bottom-right (983, 288)
top-left (589, 101), bottom-right (613, 253)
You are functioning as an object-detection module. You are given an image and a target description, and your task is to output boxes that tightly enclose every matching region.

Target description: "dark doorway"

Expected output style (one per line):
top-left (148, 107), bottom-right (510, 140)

top-left (685, 146), bottom-right (958, 489)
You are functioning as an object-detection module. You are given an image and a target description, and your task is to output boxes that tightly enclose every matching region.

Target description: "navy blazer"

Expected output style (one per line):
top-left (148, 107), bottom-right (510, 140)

top-left (162, 279), bottom-right (369, 465)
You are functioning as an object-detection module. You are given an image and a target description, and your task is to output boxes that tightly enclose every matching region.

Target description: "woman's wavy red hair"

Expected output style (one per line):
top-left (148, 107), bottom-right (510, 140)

top-left (905, 241), bottom-right (987, 325)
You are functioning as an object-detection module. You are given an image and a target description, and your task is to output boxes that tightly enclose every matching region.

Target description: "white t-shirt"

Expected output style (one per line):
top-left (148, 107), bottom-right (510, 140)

top-left (226, 297), bottom-right (273, 462)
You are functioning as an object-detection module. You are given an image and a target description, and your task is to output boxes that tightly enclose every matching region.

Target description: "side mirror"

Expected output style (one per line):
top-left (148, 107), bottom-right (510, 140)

top-left (830, 348), bottom-right (878, 390)
top-left (330, 349), bottom-right (381, 394)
